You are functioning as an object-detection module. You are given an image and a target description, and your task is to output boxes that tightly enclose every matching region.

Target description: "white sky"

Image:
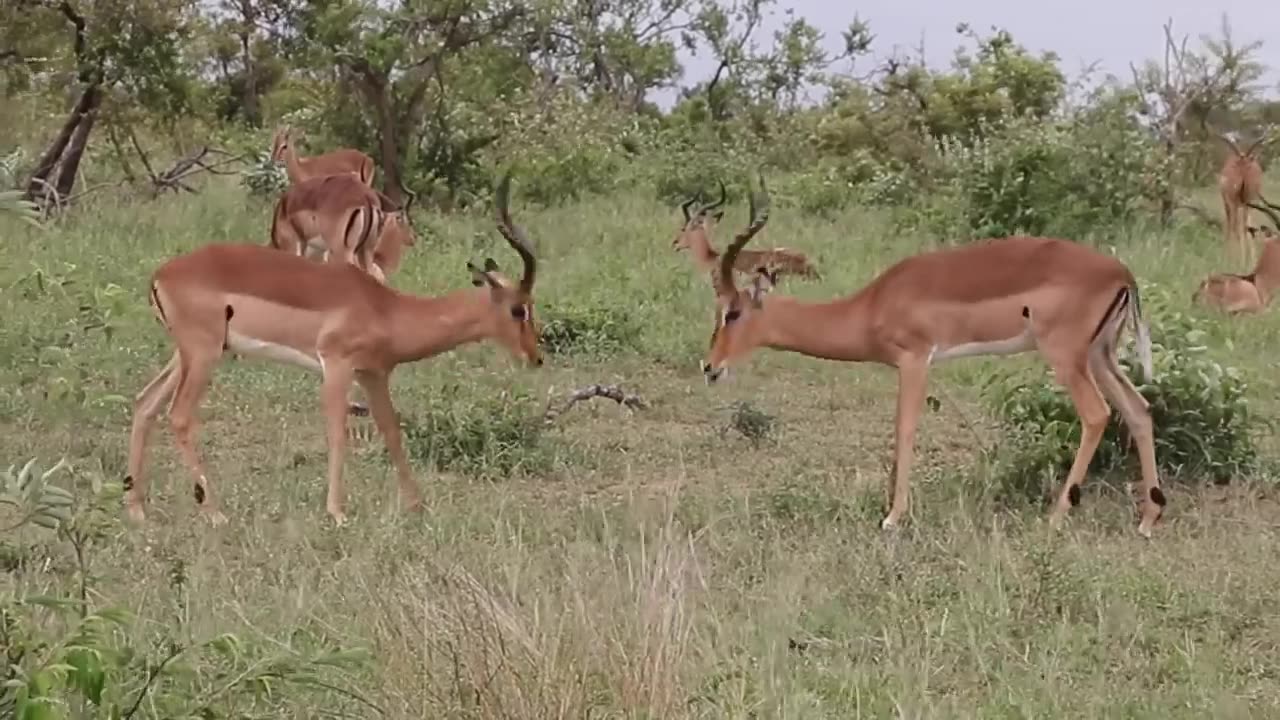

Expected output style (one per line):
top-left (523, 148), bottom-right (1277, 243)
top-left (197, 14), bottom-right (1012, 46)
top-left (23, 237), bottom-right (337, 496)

top-left (654, 1), bottom-right (1280, 107)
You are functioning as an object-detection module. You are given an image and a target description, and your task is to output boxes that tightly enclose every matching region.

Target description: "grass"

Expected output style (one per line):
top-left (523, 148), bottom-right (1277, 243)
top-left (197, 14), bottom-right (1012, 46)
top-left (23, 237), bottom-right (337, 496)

top-left (6, 180), bottom-right (1280, 717)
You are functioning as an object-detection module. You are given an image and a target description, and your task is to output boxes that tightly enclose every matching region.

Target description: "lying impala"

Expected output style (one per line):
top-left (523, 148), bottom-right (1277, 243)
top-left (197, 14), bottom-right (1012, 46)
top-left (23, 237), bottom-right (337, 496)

top-left (673, 181), bottom-right (820, 281)
top-left (269, 173), bottom-right (415, 279)
top-left (271, 125), bottom-right (376, 187)
top-left (700, 176), bottom-right (1165, 537)
top-left (1193, 202), bottom-right (1280, 314)
top-left (125, 172), bottom-right (540, 526)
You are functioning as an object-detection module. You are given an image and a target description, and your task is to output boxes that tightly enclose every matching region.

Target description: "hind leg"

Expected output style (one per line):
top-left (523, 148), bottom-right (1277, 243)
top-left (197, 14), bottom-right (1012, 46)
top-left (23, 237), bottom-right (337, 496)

top-left (1094, 346), bottom-right (1165, 537)
top-left (1046, 359), bottom-right (1112, 527)
top-left (167, 345), bottom-right (226, 525)
top-left (124, 352), bottom-right (181, 522)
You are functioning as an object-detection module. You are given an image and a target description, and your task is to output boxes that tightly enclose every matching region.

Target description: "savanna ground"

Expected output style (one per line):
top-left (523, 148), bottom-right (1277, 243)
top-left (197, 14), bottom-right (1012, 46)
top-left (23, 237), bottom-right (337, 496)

top-left (6, 177), bottom-right (1280, 718)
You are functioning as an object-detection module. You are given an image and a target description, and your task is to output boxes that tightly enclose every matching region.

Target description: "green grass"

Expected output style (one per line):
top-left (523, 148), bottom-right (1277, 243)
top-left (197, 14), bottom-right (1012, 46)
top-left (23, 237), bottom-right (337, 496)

top-left (6, 181), bottom-right (1280, 717)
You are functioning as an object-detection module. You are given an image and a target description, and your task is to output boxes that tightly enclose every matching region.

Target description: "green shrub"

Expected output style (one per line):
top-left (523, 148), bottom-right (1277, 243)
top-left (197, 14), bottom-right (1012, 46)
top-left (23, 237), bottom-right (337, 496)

top-left (1, 457), bottom-right (375, 718)
top-left (402, 384), bottom-right (554, 479)
top-left (987, 289), bottom-right (1266, 504)
top-left (537, 303), bottom-right (643, 358)
top-left (239, 151), bottom-right (288, 198)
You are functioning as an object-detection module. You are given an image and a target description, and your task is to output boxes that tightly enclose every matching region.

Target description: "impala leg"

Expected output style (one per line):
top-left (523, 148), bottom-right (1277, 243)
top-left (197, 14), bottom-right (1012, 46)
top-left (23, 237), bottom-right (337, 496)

top-left (356, 370), bottom-right (423, 512)
top-left (1095, 349), bottom-right (1164, 537)
top-left (882, 358), bottom-right (929, 530)
top-left (320, 359), bottom-right (356, 525)
top-left (167, 348), bottom-right (226, 526)
top-left (124, 352), bottom-right (181, 522)
top-left (1223, 194), bottom-right (1238, 260)
top-left (1047, 360), bottom-right (1110, 528)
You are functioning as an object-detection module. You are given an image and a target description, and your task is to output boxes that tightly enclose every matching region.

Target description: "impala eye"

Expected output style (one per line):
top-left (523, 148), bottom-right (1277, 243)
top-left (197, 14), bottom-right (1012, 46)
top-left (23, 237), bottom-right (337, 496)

top-left (511, 306), bottom-right (527, 320)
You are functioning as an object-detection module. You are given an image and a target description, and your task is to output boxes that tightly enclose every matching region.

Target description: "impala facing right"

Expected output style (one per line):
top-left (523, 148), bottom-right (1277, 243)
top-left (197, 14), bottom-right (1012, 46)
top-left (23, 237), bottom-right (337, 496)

top-left (701, 177), bottom-right (1166, 537)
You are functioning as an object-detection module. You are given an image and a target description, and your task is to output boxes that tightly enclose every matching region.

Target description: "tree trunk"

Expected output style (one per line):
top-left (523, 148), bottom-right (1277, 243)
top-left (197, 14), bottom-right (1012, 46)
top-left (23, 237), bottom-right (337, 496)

top-left (25, 83), bottom-right (101, 203)
top-left (54, 96), bottom-right (99, 198)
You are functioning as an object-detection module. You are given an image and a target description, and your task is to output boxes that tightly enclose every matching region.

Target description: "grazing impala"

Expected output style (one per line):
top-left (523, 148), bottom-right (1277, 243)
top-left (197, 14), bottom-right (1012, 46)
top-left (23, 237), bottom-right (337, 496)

top-left (673, 181), bottom-right (820, 281)
top-left (700, 176), bottom-right (1165, 537)
top-left (125, 172), bottom-right (541, 527)
top-left (1194, 202), bottom-right (1280, 314)
top-left (271, 125), bottom-right (376, 187)
top-left (269, 173), bottom-right (414, 278)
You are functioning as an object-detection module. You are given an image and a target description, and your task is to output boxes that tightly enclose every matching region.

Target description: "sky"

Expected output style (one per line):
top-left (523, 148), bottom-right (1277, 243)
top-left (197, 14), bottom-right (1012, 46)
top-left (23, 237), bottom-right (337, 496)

top-left (653, 0), bottom-right (1280, 108)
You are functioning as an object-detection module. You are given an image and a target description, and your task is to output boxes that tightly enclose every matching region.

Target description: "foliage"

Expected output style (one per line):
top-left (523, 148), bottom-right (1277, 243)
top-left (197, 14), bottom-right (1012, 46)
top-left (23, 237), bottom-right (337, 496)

top-left (239, 151), bottom-right (288, 197)
top-left (537, 302), bottom-right (644, 358)
top-left (988, 289), bottom-right (1266, 504)
top-left (0, 457), bottom-right (378, 719)
top-left (402, 384), bottom-right (555, 479)
top-left (722, 400), bottom-right (776, 447)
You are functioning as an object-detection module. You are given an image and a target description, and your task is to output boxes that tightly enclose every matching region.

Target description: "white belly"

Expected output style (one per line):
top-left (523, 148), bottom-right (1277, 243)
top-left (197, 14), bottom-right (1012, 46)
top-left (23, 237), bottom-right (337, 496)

top-left (226, 331), bottom-right (323, 372)
top-left (928, 327), bottom-right (1037, 365)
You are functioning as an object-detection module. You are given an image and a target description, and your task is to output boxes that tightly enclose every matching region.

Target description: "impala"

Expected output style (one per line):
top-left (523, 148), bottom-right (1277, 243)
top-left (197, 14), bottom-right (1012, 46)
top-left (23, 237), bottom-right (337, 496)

top-left (124, 172), bottom-right (541, 527)
top-left (269, 173), bottom-right (414, 277)
top-left (700, 177), bottom-right (1165, 537)
top-left (673, 181), bottom-right (820, 281)
top-left (1194, 202), bottom-right (1280, 314)
top-left (1217, 129), bottom-right (1270, 264)
top-left (271, 125), bottom-right (376, 187)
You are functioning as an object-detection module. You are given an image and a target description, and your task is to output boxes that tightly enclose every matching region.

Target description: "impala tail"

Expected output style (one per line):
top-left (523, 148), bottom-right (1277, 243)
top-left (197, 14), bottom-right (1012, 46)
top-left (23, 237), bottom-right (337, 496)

top-left (1129, 284), bottom-right (1153, 384)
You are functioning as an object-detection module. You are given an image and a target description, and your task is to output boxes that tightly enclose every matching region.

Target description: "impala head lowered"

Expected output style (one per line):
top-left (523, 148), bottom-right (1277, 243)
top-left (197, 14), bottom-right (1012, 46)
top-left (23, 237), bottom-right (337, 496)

top-left (672, 179), bottom-right (728, 251)
top-left (468, 170), bottom-right (542, 367)
top-left (701, 175), bottom-right (773, 383)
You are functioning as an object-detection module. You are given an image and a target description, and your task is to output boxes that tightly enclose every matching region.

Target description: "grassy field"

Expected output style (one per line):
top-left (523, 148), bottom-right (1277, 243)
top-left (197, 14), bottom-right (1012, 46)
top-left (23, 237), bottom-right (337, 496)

top-left (6, 180), bottom-right (1280, 718)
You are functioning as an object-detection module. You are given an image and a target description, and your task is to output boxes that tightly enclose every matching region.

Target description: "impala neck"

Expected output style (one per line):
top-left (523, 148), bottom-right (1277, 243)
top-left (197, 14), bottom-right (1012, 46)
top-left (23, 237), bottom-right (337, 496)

top-left (387, 288), bottom-right (492, 362)
top-left (282, 143), bottom-right (305, 183)
top-left (759, 292), bottom-right (884, 363)
top-left (686, 228), bottom-right (721, 268)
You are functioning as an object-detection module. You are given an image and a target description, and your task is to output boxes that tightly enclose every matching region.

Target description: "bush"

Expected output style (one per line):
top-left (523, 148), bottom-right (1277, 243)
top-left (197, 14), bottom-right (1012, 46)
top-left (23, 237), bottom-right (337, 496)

top-left (987, 288), bottom-right (1266, 503)
top-left (239, 151), bottom-right (288, 198)
top-left (537, 303), bottom-right (643, 358)
top-left (919, 103), bottom-right (1160, 241)
top-left (402, 384), bottom-right (554, 479)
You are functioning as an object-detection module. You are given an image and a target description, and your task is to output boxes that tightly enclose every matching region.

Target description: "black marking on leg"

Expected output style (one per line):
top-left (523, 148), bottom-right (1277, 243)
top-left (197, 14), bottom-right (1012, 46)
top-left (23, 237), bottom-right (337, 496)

top-left (193, 483), bottom-right (206, 505)
top-left (123, 474), bottom-right (134, 491)
top-left (222, 304), bottom-right (235, 351)
top-left (1150, 486), bottom-right (1167, 507)
top-left (1067, 484), bottom-right (1081, 507)
top-left (1021, 306), bottom-right (1030, 318)
top-left (347, 402), bottom-right (370, 417)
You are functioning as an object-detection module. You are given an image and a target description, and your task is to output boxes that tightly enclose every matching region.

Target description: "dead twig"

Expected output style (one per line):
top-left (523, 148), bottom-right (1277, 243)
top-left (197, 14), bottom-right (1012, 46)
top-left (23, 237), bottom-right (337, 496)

top-left (543, 384), bottom-right (649, 425)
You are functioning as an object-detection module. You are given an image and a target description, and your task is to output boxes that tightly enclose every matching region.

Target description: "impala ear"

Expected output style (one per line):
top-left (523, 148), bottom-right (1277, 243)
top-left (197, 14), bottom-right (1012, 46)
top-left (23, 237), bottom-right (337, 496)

top-left (711, 210), bottom-right (725, 223)
top-left (467, 261), bottom-right (499, 288)
top-left (746, 268), bottom-right (777, 304)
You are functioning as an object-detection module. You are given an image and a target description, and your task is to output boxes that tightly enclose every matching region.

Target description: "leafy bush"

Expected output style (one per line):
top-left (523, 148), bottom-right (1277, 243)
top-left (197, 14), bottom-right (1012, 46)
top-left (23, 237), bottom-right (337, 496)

top-left (537, 303), bottom-right (643, 358)
top-left (988, 290), bottom-right (1266, 503)
top-left (402, 384), bottom-right (554, 479)
top-left (239, 151), bottom-right (288, 197)
top-left (920, 103), bottom-right (1160, 240)
top-left (1, 457), bottom-right (375, 718)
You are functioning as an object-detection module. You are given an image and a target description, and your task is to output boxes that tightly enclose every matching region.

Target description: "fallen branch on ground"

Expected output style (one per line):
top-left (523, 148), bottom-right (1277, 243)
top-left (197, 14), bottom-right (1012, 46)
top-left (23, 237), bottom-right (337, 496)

top-left (543, 384), bottom-right (649, 425)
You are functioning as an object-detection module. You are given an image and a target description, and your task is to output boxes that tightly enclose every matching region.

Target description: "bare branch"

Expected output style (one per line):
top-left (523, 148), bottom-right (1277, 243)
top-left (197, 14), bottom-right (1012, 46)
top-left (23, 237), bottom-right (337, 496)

top-left (543, 384), bottom-right (650, 425)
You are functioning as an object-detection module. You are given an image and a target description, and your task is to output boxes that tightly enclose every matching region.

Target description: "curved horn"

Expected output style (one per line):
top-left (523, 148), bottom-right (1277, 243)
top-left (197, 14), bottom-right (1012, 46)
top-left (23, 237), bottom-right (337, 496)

top-left (1217, 131), bottom-right (1245, 156)
top-left (703, 179), bottom-right (728, 214)
top-left (400, 180), bottom-right (417, 219)
top-left (680, 195), bottom-right (697, 222)
top-left (1244, 125), bottom-right (1275, 157)
top-left (715, 174), bottom-right (771, 297)
top-left (494, 170), bottom-right (537, 294)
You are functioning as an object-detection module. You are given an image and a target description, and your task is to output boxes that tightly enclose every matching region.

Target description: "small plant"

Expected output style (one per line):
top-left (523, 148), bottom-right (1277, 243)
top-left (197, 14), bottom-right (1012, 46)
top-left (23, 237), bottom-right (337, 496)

top-left (537, 303), bottom-right (643, 358)
top-left (239, 151), bottom-right (288, 197)
top-left (721, 401), bottom-right (776, 447)
top-left (987, 288), bottom-right (1267, 503)
top-left (402, 384), bottom-right (554, 479)
top-left (1, 457), bottom-right (379, 718)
